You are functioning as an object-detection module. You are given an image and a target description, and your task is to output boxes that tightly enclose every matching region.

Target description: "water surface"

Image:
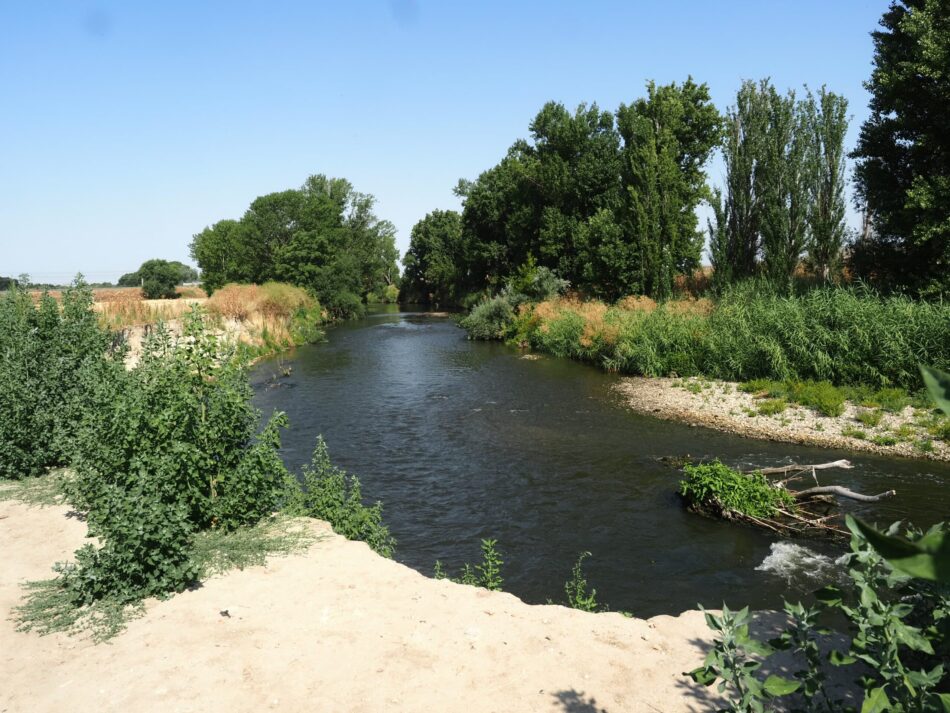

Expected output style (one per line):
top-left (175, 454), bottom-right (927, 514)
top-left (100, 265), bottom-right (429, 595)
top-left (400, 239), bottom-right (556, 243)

top-left (251, 307), bottom-right (950, 617)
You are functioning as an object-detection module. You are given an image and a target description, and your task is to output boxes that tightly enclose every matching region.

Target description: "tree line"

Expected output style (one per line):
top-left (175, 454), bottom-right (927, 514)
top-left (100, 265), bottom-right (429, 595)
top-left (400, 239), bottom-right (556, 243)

top-left (190, 174), bottom-right (399, 318)
top-left (403, 0), bottom-right (950, 305)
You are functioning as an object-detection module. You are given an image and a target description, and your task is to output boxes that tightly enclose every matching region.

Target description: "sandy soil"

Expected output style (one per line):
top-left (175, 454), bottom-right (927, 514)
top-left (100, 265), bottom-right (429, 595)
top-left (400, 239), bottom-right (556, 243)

top-left (616, 376), bottom-right (950, 463)
top-left (1, 499), bottom-right (727, 713)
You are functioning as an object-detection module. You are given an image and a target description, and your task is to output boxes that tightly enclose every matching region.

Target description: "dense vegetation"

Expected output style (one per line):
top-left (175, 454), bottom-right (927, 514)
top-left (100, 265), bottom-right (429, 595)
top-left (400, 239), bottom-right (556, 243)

top-left (190, 174), bottom-right (399, 318)
top-left (851, 0), bottom-right (950, 296)
top-left (1, 281), bottom-right (394, 637)
top-left (462, 276), bottom-right (950, 392)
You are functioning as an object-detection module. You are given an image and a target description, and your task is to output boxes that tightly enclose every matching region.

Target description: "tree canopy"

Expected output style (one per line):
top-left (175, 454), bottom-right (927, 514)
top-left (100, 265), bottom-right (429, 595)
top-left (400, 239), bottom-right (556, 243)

top-left (405, 79), bottom-right (721, 305)
top-left (852, 0), bottom-right (950, 296)
top-left (190, 175), bottom-right (399, 318)
top-left (118, 261), bottom-right (198, 291)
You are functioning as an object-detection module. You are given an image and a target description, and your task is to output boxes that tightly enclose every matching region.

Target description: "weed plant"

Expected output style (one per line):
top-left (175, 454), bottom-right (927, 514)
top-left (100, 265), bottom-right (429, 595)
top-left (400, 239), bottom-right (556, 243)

top-left (564, 552), bottom-right (599, 612)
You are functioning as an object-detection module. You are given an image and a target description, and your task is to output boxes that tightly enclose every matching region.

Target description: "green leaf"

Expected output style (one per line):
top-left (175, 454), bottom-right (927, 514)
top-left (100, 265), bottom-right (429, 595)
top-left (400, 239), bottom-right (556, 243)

top-left (847, 516), bottom-right (950, 582)
top-left (828, 650), bottom-right (857, 666)
top-left (686, 667), bottom-right (718, 686)
top-left (921, 365), bottom-right (950, 416)
top-left (762, 675), bottom-right (801, 697)
top-left (935, 693), bottom-right (950, 712)
top-left (861, 686), bottom-right (890, 713)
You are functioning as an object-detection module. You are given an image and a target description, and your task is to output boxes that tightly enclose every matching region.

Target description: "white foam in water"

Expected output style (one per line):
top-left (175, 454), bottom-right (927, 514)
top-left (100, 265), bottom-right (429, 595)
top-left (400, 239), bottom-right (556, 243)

top-left (755, 542), bottom-right (839, 585)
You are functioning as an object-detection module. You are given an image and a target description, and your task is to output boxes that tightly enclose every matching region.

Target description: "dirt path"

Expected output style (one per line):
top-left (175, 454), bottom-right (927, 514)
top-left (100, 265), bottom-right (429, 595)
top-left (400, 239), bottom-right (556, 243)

top-left (1, 499), bottom-right (724, 713)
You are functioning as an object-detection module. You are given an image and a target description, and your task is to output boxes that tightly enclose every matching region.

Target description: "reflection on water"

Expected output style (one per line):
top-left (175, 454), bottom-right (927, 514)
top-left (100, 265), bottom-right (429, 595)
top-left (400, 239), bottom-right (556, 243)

top-left (251, 307), bottom-right (950, 617)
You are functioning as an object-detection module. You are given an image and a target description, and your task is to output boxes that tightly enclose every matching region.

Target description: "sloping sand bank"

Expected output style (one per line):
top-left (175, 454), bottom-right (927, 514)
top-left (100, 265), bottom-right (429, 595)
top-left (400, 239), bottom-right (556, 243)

top-left (1, 499), bottom-right (724, 713)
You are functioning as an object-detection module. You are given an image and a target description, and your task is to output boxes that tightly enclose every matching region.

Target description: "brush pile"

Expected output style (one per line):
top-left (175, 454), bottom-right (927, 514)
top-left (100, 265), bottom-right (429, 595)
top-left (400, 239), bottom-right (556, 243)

top-left (678, 459), bottom-right (895, 538)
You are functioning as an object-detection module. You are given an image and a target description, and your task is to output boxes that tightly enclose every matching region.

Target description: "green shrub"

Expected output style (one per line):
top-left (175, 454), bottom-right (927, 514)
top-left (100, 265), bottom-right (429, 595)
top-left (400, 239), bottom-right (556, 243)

top-left (679, 461), bottom-right (796, 519)
top-left (0, 279), bottom-right (115, 480)
top-left (530, 310), bottom-right (586, 358)
top-left (784, 380), bottom-right (846, 417)
top-left (67, 310), bottom-right (291, 534)
top-left (857, 408), bottom-right (884, 427)
top-left (138, 259), bottom-right (181, 300)
top-left (284, 437), bottom-right (395, 557)
top-left (756, 398), bottom-right (788, 416)
top-left (431, 539), bottom-right (504, 590)
top-left (459, 296), bottom-right (515, 340)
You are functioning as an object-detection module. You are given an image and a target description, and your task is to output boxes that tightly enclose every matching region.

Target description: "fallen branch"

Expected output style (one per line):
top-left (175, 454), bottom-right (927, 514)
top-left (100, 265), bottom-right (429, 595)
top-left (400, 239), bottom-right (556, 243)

top-left (794, 486), bottom-right (896, 503)
top-left (754, 460), bottom-right (854, 476)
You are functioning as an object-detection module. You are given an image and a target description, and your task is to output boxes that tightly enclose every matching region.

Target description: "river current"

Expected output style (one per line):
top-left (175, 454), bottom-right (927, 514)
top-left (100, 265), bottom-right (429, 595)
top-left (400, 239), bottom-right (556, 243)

top-left (251, 307), bottom-right (950, 617)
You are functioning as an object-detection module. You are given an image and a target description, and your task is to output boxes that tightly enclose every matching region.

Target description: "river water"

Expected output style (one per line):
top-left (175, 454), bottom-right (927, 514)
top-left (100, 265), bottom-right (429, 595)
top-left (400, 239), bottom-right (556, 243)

top-left (251, 307), bottom-right (950, 617)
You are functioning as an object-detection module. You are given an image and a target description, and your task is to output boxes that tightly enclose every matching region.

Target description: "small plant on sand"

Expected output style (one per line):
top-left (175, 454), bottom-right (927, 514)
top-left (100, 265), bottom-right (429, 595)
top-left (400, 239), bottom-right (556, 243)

top-left (283, 437), bottom-right (395, 558)
top-left (431, 539), bottom-right (505, 591)
top-left (564, 551), bottom-right (599, 612)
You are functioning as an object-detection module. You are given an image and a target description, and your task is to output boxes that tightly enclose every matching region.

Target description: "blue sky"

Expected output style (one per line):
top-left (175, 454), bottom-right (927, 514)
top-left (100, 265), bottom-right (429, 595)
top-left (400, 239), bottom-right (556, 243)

top-left (1, 1), bottom-right (888, 284)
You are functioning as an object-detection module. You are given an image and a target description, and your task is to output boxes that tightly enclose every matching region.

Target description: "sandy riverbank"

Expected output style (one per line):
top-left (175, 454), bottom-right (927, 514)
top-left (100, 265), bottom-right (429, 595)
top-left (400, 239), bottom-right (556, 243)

top-left (616, 376), bottom-right (950, 463)
top-left (1, 499), bottom-right (727, 713)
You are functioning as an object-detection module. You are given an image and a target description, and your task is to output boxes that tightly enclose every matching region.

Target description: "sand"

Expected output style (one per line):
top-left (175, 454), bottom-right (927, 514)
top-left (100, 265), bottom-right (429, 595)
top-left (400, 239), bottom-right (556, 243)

top-left (1, 499), bottom-right (726, 713)
top-left (616, 376), bottom-right (950, 463)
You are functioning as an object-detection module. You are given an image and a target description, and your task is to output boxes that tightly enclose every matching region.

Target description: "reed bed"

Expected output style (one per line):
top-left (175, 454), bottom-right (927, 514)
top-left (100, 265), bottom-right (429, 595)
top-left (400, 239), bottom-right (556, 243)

top-left (511, 286), bottom-right (950, 390)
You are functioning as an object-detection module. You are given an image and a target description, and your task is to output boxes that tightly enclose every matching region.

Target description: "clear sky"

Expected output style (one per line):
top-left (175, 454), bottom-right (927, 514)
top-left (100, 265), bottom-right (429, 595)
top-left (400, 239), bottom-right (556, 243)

top-left (1, 1), bottom-right (889, 284)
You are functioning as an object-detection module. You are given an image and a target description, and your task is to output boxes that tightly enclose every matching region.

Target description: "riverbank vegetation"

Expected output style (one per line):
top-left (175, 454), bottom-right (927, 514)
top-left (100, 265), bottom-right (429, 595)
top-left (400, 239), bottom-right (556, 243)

top-left (0, 280), bottom-right (393, 638)
top-left (190, 174), bottom-right (400, 319)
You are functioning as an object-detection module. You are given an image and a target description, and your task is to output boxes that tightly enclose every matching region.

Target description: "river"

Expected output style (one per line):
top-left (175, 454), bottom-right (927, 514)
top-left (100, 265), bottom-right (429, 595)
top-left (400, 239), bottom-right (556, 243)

top-left (251, 306), bottom-right (950, 617)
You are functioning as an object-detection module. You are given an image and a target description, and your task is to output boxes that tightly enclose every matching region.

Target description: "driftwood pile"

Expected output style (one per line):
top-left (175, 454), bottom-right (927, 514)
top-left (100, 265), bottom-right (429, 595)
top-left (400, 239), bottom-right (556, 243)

top-left (699, 459), bottom-right (894, 539)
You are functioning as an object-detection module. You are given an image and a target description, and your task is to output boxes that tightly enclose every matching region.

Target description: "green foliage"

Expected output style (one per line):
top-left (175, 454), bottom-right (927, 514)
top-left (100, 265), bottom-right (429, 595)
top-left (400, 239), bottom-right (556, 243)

top-left (420, 82), bottom-right (719, 302)
top-left (852, 0), bottom-right (950, 296)
top-left (857, 409), bottom-right (884, 428)
top-left (756, 398), bottom-right (787, 416)
top-left (690, 520), bottom-right (950, 712)
top-left (0, 278), bottom-right (116, 480)
top-left (137, 259), bottom-right (183, 299)
top-left (564, 551), bottom-right (598, 612)
top-left (188, 515), bottom-right (317, 578)
top-left (190, 175), bottom-right (399, 317)
top-left (686, 604), bottom-right (799, 713)
top-left (710, 80), bottom-right (850, 291)
top-left (921, 365), bottom-right (950, 416)
top-left (679, 461), bottom-right (796, 519)
top-left (284, 437), bottom-right (395, 558)
top-left (459, 296), bottom-right (515, 340)
top-left (433, 539), bottom-right (505, 591)
top-left (401, 210), bottom-right (466, 306)
top-left (67, 309), bottom-right (291, 533)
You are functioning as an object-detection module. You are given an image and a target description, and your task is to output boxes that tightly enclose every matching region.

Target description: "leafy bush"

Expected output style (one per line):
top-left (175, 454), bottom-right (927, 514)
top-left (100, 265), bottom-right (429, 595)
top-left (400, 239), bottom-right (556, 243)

top-left (284, 437), bottom-right (395, 557)
top-left (679, 461), bottom-right (796, 519)
top-left (138, 259), bottom-right (181, 300)
top-left (67, 309), bottom-right (291, 534)
top-left (459, 296), bottom-right (515, 340)
top-left (0, 280), bottom-right (115, 480)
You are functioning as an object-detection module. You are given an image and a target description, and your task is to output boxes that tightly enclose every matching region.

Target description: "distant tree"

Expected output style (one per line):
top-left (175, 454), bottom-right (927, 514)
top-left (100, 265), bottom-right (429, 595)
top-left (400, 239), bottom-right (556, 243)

top-left (138, 260), bottom-right (180, 299)
top-left (402, 210), bottom-right (466, 305)
top-left (117, 272), bottom-right (140, 287)
top-left (0, 276), bottom-right (16, 291)
top-left (852, 0), bottom-right (950, 295)
top-left (189, 175), bottom-right (399, 318)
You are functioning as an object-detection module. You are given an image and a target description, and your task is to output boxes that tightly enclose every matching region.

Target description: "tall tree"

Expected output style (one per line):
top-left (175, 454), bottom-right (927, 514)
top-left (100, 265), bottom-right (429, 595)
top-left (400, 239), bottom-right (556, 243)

top-left (616, 78), bottom-right (721, 299)
top-left (709, 80), bottom-right (772, 291)
top-left (852, 0), bottom-right (950, 295)
top-left (805, 88), bottom-right (849, 281)
top-left (401, 210), bottom-right (465, 306)
top-left (759, 86), bottom-right (813, 289)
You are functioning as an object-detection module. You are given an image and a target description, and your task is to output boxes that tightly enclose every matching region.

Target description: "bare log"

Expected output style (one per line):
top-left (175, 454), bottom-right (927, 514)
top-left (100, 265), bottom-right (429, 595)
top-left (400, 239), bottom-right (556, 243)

top-left (754, 460), bottom-right (854, 476)
top-left (793, 486), bottom-right (896, 503)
